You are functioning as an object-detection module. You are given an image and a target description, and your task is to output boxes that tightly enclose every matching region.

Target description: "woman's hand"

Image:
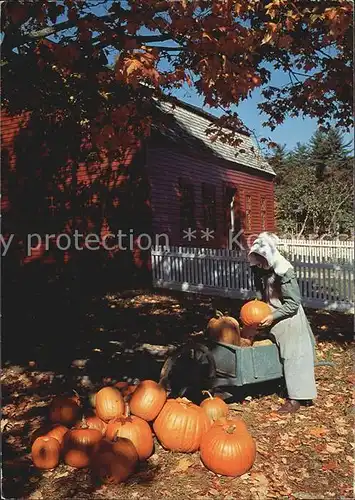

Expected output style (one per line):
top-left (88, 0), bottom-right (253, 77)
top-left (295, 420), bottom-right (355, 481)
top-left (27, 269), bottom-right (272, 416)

top-left (258, 314), bottom-right (274, 328)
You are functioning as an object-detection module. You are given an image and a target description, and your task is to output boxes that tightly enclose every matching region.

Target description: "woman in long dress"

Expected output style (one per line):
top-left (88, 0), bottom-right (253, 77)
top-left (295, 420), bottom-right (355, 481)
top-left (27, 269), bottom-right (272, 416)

top-left (248, 232), bottom-right (317, 414)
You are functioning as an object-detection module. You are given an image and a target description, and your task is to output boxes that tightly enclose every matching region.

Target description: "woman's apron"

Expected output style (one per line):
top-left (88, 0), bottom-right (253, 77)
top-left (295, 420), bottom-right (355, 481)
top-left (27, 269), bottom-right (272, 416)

top-left (263, 273), bottom-right (317, 400)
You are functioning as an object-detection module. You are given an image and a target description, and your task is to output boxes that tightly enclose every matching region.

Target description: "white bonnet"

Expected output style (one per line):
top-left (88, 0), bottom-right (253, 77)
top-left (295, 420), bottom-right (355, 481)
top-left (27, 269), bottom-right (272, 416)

top-left (248, 232), bottom-right (292, 276)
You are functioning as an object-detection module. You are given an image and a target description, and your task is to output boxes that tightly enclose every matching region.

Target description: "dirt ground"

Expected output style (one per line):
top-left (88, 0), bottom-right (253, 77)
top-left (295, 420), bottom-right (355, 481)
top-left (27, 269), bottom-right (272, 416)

top-left (1, 289), bottom-right (353, 499)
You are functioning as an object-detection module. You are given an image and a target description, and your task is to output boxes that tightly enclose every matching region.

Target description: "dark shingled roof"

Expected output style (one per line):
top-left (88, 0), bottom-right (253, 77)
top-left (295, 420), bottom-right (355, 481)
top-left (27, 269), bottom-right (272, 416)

top-left (152, 98), bottom-right (275, 176)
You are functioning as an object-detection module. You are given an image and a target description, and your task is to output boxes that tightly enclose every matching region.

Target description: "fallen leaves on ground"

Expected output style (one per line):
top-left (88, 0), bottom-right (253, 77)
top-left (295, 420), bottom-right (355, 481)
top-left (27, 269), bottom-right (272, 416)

top-left (309, 426), bottom-right (329, 437)
top-left (2, 289), bottom-right (353, 499)
top-left (171, 457), bottom-right (194, 473)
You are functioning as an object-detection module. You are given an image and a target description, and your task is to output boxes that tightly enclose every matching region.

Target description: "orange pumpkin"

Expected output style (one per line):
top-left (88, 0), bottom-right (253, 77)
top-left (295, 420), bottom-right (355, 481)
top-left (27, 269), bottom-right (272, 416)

top-left (240, 300), bottom-right (272, 327)
top-left (200, 418), bottom-right (256, 477)
top-left (49, 395), bottom-right (81, 427)
top-left (207, 310), bottom-right (241, 345)
top-left (153, 397), bottom-right (210, 453)
top-left (93, 437), bottom-right (138, 466)
top-left (241, 325), bottom-right (259, 340)
top-left (30, 423), bottom-right (67, 445)
top-left (63, 427), bottom-right (102, 468)
top-left (200, 391), bottom-right (229, 425)
top-left (212, 416), bottom-right (249, 434)
top-left (91, 438), bottom-right (138, 484)
top-left (31, 436), bottom-right (61, 469)
top-left (46, 424), bottom-right (69, 446)
top-left (129, 380), bottom-right (167, 422)
top-left (106, 405), bottom-right (153, 460)
top-left (89, 392), bottom-right (96, 408)
top-left (111, 437), bottom-right (139, 467)
top-left (75, 415), bottom-right (107, 436)
top-left (95, 387), bottom-right (125, 422)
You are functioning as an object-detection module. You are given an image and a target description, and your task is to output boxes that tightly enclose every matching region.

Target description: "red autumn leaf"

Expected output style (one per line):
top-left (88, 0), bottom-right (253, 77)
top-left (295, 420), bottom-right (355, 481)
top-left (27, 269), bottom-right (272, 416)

top-left (186, 74), bottom-right (192, 87)
top-left (322, 461), bottom-right (338, 471)
top-left (1, 0), bottom-right (352, 148)
top-left (309, 427), bottom-right (329, 438)
top-left (278, 35), bottom-right (293, 49)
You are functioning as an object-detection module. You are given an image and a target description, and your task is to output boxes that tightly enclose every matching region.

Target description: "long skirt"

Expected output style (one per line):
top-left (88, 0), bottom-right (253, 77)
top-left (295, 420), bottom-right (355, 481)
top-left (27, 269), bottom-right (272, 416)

top-left (270, 305), bottom-right (317, 400)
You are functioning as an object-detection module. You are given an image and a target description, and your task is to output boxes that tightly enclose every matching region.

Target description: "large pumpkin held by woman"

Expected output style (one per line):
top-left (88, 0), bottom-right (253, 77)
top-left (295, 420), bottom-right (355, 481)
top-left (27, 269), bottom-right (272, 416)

top-left (240, 300), bottom-right (272, 327)
top-left (207, 310), bottom-right (241, 346)
top-left (200, 417), bottom-right (256, 477)
top-left (153, 397), bottom-right (210, 453)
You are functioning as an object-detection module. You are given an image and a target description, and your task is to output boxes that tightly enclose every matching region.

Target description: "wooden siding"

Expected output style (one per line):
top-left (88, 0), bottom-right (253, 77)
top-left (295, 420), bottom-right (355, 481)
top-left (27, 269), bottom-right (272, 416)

top-left (2, 110), bottom-right (275, 270)
top-left (1, 110), bottom-right (152, 283)
top-left (147, 146), bottom-right (275, 249)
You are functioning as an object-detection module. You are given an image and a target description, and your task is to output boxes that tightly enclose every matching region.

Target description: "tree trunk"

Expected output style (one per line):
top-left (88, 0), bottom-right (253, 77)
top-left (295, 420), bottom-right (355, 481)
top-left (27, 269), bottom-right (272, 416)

top-left (326, 192), bottom-right (352, 235)
top-left (297, 212), bottom-right (309, 238)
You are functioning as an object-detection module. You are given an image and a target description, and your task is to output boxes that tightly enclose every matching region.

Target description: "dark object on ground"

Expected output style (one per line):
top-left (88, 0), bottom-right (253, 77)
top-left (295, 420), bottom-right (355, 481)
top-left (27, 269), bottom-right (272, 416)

top-left (159, 342), bottom-right (216, 404)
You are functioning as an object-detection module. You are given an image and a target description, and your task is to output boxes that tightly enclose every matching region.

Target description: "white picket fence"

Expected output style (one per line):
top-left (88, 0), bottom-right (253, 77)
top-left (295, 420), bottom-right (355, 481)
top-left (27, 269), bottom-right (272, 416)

top-left (151, 245), bottom-right (354, 312)
top-left (277, 239), bottom-right (354, 263)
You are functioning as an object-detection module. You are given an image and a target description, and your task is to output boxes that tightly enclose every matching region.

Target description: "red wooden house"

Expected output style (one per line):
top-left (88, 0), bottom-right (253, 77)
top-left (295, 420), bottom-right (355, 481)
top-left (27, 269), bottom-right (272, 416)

top-left (1, 97), bottom-right (275, 287)
top-left (148, 99), bottom-right (275, 249)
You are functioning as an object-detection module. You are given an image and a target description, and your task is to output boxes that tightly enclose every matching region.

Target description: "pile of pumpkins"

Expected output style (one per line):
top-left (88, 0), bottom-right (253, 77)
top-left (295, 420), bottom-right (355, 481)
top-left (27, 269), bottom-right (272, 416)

top-left (207, 299), bottom-right (273, 346)
top-left (31, 380), bottom-right (256, 483)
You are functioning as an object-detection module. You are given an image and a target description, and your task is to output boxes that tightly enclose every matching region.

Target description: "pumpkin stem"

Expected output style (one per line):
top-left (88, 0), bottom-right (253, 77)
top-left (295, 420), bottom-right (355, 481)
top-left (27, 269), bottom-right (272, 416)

top-left (176, 397), bottom-right (191, 407)
top-left (72, 389), bottom-right (80, 402)
top-left (226, 425), bottom-right (236, 434)
top-left (215, 309), bottom-right (224, 318)
top-left (202, 390), bottom-right (214, 400)
top-left (124, 403), bottom-right (130, 418)
top-left (80, 415), bottom-right (88, 429)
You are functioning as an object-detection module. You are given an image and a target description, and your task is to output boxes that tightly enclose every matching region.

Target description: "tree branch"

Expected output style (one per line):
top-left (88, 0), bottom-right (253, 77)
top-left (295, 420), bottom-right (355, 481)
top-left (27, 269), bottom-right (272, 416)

top-left (2, 9), bottom-right (172, 52)
top-left (297, 210), bottom-right (309, 238)
top-left (146, 46), bottom-right (184, 51)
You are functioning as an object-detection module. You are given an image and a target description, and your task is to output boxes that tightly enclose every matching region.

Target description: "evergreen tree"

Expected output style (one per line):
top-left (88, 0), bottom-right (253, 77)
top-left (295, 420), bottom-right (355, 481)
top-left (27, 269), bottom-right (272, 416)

top-left (270, 128), bottom-right (353, 238)
top-left (309, 127), bottom-right (352, 179)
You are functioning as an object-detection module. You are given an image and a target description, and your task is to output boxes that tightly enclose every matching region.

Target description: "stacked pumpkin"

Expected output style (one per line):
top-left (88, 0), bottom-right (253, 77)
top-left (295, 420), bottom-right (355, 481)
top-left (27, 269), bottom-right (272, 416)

top-left (30, 380), bottom-right (165, 484)
top-left (206, 307), bottom-right (273, 348)
top-left (31, 380), bottom-right (256, 483)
